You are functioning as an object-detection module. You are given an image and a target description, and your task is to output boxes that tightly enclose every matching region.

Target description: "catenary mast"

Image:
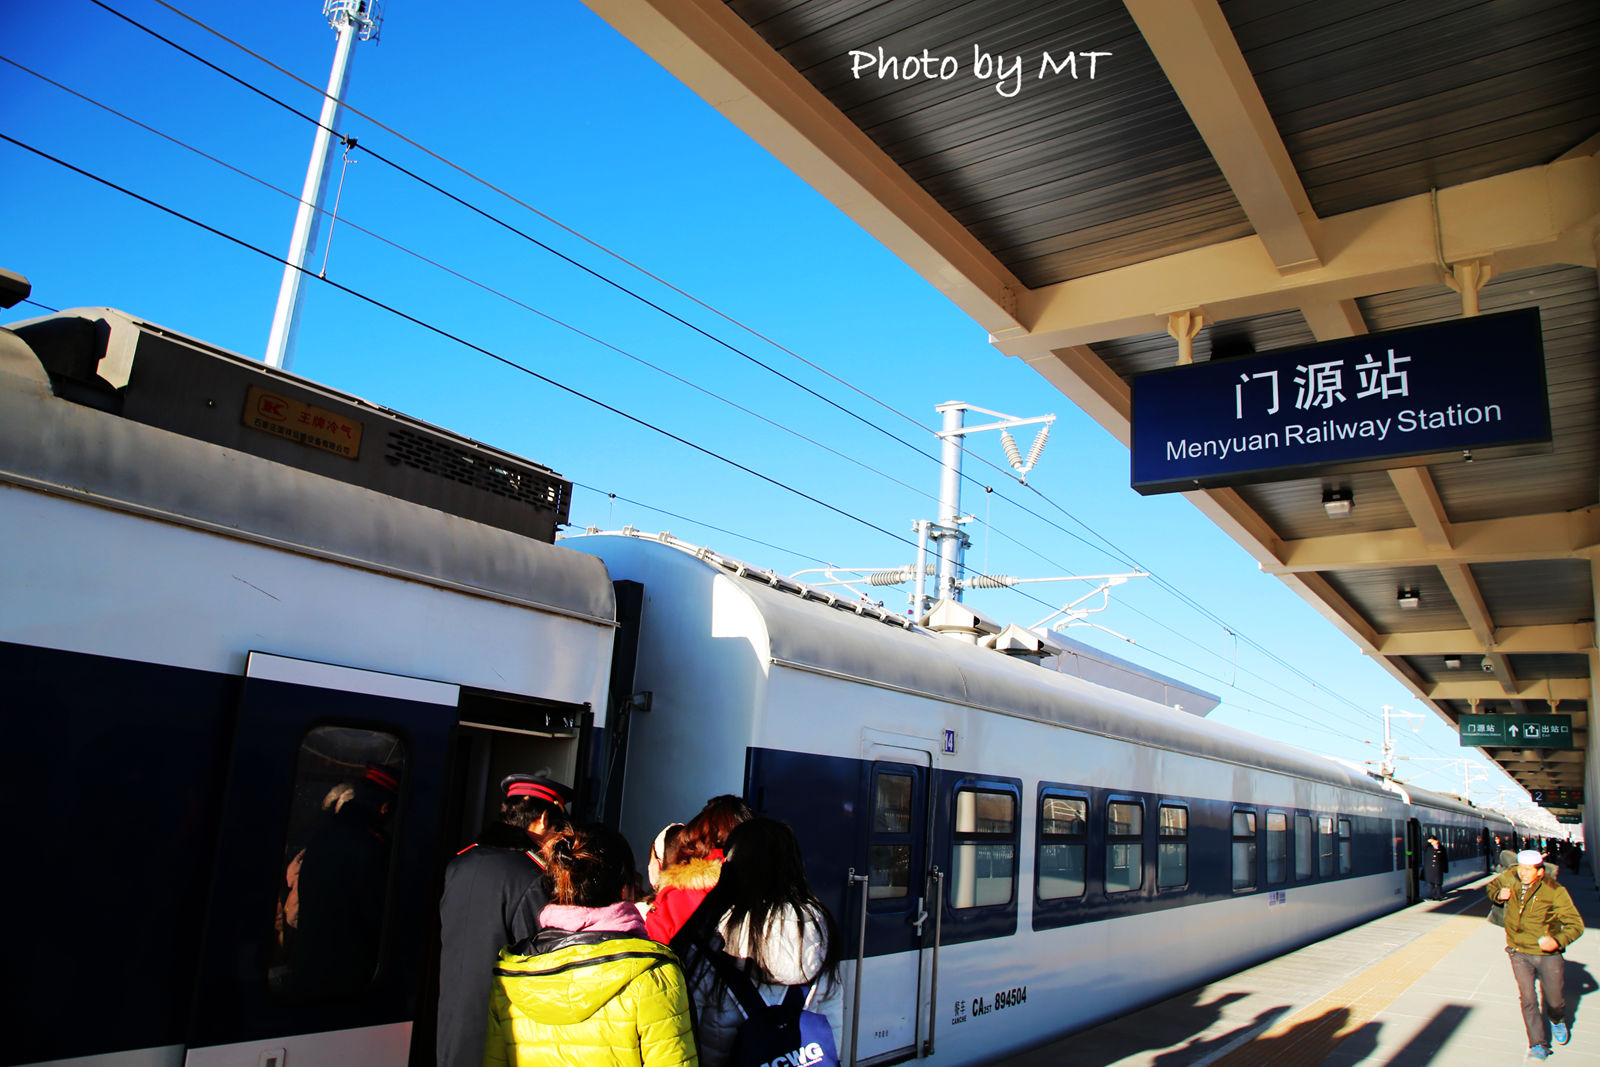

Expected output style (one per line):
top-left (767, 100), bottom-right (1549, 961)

top-left (264, 0), bottom-right (382, 371)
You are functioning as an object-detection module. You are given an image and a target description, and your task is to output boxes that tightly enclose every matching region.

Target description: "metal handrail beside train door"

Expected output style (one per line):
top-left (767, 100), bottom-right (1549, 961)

top-left (847, 869), bottom-right (870, 1067)
top-left (923, 867), bottom-right (944, 1058)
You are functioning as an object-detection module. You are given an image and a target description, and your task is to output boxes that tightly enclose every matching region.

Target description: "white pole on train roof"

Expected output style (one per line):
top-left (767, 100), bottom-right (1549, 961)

top-left (265, 0), bottom-right (383, 371)
top-left (934, 403), bottom-right (967, 603)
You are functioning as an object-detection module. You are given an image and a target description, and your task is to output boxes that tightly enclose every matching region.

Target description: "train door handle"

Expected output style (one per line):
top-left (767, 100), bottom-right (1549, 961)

top-left (909, 900), bottom-right (928, 934)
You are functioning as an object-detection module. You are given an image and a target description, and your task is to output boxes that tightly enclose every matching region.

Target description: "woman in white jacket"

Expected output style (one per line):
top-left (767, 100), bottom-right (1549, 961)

top-left (671, 817), bottom-right (842, 1067)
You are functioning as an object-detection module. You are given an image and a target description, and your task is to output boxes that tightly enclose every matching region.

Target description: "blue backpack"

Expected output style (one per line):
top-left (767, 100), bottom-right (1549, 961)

top-left (706, 950), bottom-right (840, 1067)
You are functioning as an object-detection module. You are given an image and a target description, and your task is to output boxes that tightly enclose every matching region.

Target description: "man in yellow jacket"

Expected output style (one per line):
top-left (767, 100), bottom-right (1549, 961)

top-left (1489, 849), bottom-right (1585, 1061)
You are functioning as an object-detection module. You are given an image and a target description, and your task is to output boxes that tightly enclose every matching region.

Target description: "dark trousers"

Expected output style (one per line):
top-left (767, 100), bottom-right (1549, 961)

top-left (1508, 949), bottom-right (1567, 1047)
top-left (1425, 877), bottom-right (1443, 900)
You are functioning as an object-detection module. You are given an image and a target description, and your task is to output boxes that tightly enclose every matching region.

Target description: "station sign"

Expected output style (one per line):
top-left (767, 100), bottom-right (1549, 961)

top-left (1130, 308), bottom-right (1549, 494)
top-left (1459, 713), bottom-right (1573, 749)
top-left (1558, 814), bottom-right (1583, 824)
top-left (1531, 788), bottom-right (1584, 807)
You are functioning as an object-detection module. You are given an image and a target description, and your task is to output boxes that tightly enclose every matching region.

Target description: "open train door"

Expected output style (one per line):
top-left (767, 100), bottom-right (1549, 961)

top-left (184, 653), bottom-right (458, 1067)
top-left (1405, 818), bottom-right (1423, 904)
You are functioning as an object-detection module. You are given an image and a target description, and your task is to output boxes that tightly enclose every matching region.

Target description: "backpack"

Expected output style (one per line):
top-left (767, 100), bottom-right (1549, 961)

top-left (706, 950), bottom-right (840, 1067)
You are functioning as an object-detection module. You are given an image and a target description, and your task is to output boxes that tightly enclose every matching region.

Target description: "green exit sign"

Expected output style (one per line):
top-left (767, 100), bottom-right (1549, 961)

top-left (1459, 714), bottom-right (1573, 749)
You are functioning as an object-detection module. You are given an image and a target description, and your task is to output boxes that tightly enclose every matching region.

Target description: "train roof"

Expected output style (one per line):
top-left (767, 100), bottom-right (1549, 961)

top-left (1403, 781), bottom-right (1512, 826)
top-left (576, 531), bottom-right (1448, 801)
top-left (0, 309), bottom-right (615, 627)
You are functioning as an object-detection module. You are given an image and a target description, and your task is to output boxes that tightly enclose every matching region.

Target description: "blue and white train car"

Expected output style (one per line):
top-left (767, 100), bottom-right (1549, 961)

top-left (578, 531), bottom-right (1507, 1066)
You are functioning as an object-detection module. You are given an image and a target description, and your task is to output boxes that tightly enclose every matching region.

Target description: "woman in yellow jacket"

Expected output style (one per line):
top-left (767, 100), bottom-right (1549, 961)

top-left (484, 823), bottom-right (698, 1067)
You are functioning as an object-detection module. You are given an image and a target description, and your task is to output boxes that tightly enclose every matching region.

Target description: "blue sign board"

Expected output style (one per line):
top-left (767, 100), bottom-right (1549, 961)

top-left (1130, 308), bottom-right (1549, 493)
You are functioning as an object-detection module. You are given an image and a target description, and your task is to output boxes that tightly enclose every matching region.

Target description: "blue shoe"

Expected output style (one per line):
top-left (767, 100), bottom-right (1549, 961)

top-left (1553, 1022), bottom-right (1570, 1046)
top-left (1530, 1045), bottom-right (1550, 1060)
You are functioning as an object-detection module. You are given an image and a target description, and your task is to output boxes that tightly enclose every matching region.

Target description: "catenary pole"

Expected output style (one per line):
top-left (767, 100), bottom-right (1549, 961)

top-left (265, 1), bottom-right (382, 370)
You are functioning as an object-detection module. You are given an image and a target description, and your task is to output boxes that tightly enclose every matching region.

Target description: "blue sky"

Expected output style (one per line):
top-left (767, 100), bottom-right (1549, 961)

top-left (3, 0), bottom-right (1531, 812)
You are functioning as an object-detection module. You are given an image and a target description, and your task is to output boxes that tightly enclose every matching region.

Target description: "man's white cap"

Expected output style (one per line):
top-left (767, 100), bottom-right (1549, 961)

top-left (1516, 849), bottom-right (1544, 866)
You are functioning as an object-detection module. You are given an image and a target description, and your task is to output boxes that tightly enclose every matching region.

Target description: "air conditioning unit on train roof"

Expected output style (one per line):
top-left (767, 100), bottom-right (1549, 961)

top-left (984, 622), bottom-right (1063, 660)
top-left (1042, 631), bottom-right (1222, 716)
top-left (8, 307), bottom-right (572, 542)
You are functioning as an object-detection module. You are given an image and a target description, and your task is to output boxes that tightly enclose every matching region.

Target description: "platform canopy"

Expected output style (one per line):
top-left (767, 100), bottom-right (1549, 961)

top-left (581, 0), bottom-right (1600, 830)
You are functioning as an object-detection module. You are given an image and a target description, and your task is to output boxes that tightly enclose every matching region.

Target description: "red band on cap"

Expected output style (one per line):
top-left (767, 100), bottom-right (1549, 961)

top-left (365, 766), bottom-right (399, 792)
top-left (506, 782), bottom-right (565, 808)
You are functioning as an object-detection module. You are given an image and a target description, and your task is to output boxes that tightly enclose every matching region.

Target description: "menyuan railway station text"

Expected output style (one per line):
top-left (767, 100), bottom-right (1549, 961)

top-left (1166, 402), bottom-right (1507, 464)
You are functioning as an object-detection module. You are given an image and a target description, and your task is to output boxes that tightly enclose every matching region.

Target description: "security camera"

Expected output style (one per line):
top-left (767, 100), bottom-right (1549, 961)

top-left (1482, 660), bottom-right (1496, 673)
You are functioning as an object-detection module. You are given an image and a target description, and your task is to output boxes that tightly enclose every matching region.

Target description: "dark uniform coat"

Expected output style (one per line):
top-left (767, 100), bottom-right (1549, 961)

top-left (1423, 841), bottom-right (1448, 885)
top-left (437, 824), bottom-right (549, 1067)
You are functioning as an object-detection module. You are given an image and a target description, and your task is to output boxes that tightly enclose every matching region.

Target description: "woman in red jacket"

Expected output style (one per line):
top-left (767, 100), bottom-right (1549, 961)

top-left (645, 795), bottom-right (751, 944)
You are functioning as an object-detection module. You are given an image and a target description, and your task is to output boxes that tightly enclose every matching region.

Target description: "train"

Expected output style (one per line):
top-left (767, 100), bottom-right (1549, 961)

top-left (0, 303), bottom-right (1517, 1067)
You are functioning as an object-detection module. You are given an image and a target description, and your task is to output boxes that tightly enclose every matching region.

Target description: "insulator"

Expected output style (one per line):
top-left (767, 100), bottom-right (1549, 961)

top-left (869, 568), bottom-right (913, 586)
top-left (1024, 425), bottom-right (1050, 468)
top-left (1000, 430), bottom-right (1023, 471)
top-left (964, 574), bottom-right (1017, 588)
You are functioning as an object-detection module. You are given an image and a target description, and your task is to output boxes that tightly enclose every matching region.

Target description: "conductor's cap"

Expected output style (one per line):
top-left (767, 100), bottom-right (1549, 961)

top-left (501, 773), bottom-right (572, 811)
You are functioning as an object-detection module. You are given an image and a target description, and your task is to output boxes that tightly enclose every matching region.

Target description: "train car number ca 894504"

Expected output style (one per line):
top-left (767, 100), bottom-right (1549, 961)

top-left (954, 985), bottom-right (1027, 1024)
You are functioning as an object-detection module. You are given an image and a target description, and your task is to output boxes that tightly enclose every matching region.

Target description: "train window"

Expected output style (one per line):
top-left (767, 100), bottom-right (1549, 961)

top-left (1232, 809), bottom-right (1257, 891)
top-left (1295, 814), bottom-right (1312, 880)
top-left (1266, 811), bottom-right (1288, 885)
top-left (1318, 815), bottom-right (1335, 877)
top-left (951, 788), bottom-right (1016, 908)
top-left (1157, 803), bottom-right (1188, 889)
top-left (1338, 818), bottom-right (1352, 875)
top-left (1106, 799), bottom-right (1143, 894)
top-left (1393, 820), bottom-right (1403, 871)
top-left (1038, 793), bottom-right (1087, 900)
top-left (269, 725), bottom-right (407, 1001)
top-left (869, 771), bottom-right (913, 900)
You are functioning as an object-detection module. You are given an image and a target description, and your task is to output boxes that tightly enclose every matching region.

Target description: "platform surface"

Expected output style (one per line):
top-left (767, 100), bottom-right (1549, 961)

top-left (996, 868), bottom-right (1600, 1066)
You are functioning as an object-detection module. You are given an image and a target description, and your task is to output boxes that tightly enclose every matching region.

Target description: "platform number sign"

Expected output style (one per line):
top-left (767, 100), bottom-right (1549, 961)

top-left (1531, 788), bottom-right (1583, 808)
top-left (943, 729), bottom-right (956, 754)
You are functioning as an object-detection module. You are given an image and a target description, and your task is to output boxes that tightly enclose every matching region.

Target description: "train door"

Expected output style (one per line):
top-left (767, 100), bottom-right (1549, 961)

top-left (409, 694), bottom-right (591, 1063)
top-left (184, 652), bottom-right (459, 1067)
top-left (851, 737), bottom-right (936, 1066)
top-left (1405, 818), bottom-right (1423, 904)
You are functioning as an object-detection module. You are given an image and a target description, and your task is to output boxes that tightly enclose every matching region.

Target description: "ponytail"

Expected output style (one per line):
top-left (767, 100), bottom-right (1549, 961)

top-left (541, 823), bottom-right (637, 907)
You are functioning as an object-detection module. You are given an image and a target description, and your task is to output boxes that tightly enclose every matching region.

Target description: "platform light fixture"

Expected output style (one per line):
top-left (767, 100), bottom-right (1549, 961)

top-left (1445, 656), bottom-right (1462, 669)
top-left (1322, 486), bottom-right (1353, 518)
top-left (1397, 588), bottom-right (1421, 610)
